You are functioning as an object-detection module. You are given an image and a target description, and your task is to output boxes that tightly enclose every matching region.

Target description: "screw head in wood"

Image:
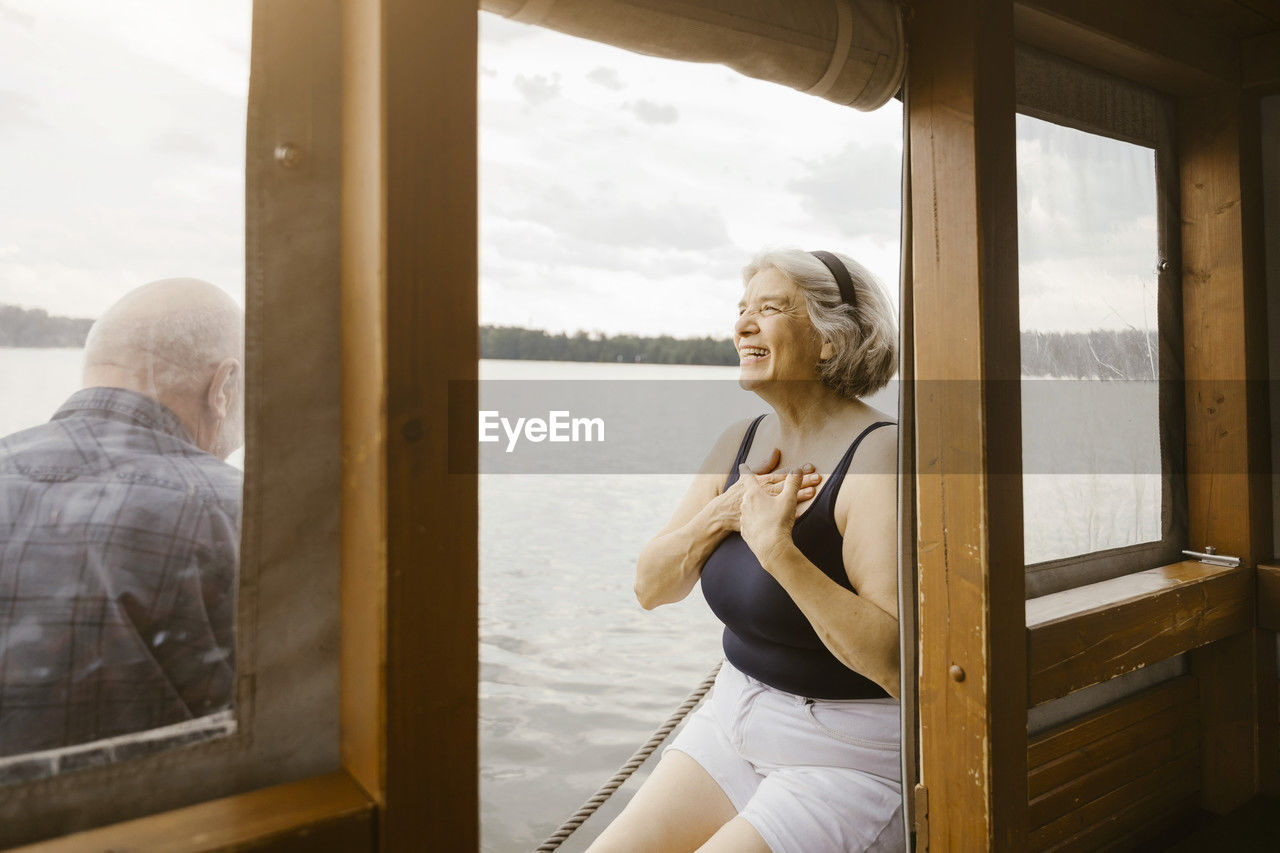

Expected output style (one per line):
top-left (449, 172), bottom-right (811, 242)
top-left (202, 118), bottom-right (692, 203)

top-left (949, 664), bottom-right (965, 683)
top-left (274, 143), bottom-right (301, 168)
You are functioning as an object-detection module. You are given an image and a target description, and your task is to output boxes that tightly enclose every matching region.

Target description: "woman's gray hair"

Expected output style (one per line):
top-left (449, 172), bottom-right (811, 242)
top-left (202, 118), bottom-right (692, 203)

top-left (742, 247), bottom-right (897, 399)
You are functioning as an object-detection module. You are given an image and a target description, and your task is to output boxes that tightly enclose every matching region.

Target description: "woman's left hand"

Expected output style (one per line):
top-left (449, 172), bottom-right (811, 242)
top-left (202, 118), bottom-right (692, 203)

top-left (737, 463), bottom-right (801, 568)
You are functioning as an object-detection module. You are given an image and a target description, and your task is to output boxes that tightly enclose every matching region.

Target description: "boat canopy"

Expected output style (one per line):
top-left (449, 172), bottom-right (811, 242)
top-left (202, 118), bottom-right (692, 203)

top-left (481, 0), bottom-right (906, 110)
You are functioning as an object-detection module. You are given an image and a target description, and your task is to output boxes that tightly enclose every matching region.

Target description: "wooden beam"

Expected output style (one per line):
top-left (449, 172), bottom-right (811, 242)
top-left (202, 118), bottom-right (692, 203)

top-left (1027, 563), bottom-right (1253, 704)
top-left (1180, 92), bottom-right (1272, 570)
top-left (9, 771), bottom-right (375, 853)
top-left (910, 0), bottom-right (1027, 849)
top-left (341, 0), bottom-right (478, 848)
top-left (1178, 74), bottom-right (1272, 820)
top-left (341, 0), bottom-right (388, 807)
top-left (1013, 0), bottom-right (1239, 95)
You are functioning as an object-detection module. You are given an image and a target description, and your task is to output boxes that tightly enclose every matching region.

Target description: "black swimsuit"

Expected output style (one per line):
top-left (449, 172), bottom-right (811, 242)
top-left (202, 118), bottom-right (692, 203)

top-left (700, 414), bottom-right (895, 700)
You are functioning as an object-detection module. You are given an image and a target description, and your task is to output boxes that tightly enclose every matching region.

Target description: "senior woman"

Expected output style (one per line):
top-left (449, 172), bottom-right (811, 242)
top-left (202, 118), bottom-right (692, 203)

top-left (588, 248), bottom-right (901, 853)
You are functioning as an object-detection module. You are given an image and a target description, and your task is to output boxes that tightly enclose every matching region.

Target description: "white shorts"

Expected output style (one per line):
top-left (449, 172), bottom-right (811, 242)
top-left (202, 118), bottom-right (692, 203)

top-left (663, 660), bottom-right (904, 853)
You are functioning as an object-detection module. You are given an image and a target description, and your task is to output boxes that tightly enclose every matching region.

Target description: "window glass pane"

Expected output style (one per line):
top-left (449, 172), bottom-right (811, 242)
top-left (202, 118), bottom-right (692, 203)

top-left (480, 13), bottom-right (901, 850)
top-left (1017, 114), bottom-right (1161, 564)
top-left (0, 1), bottom-right (248, 782)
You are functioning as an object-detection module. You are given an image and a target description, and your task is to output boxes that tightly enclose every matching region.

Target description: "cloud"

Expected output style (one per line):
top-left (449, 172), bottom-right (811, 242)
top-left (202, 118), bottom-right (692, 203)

top-left (513, 73), bottom-right (561, 105)
top-left (625, 99), bottom-right (678, 125)
top-left (152, 130), bottom-right (214, 157)
top-left (787, 141), bottom-right (902, 242)
top-left (486, 162), bottom-right (732, 254)
top-left (0, 89), bottom-right (41, 132)
top-left (0, 2), bottom-right (33, 27)
top-left (586, 67), bottom-right (624, 91)
top-left (1015, 115), bottom-right (1158, 268)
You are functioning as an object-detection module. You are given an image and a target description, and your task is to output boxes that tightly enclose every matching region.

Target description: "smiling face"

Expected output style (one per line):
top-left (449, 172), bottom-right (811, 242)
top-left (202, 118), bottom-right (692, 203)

top-left (735, 267), bottom-right (833, 391)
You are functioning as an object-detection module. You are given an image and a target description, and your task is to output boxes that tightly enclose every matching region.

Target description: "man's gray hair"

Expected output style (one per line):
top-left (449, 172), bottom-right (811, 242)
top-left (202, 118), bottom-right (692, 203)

top-left (742, 247), bottom-right (897, 399)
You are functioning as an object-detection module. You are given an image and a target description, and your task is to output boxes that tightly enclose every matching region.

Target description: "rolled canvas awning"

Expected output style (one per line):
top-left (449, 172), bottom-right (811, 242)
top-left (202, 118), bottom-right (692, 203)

top-left (482, 0), bottom-right (906, 111)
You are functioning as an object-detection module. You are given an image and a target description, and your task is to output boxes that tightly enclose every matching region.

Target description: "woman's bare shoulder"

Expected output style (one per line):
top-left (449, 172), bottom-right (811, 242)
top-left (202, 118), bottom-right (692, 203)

top-left (695, 416), bottom-right (761, 481)
top-left (850, 418), bottom-right (897, 475)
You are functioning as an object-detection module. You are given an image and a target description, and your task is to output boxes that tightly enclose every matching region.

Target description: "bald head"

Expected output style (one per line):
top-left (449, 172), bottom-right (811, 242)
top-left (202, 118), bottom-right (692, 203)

top-left (84, 279), bottom-right (244, 458)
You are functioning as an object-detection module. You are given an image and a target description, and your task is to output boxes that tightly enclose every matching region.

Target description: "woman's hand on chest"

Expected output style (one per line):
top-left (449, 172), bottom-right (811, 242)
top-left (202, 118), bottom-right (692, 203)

top-left (736, 463), bottom-right (805, 565)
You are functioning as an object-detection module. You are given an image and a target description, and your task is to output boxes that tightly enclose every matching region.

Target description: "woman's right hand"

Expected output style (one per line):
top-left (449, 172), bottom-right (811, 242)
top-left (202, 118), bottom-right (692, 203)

top-left (705, 447), bottom-right (821, 534)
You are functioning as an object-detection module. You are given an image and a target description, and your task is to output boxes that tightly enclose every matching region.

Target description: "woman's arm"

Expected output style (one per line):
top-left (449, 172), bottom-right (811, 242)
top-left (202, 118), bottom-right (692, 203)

top-left (738, 427), bottom-right (901, 697)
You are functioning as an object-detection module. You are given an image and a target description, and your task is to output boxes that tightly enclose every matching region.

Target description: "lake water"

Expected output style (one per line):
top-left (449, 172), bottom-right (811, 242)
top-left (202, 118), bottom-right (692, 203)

top-left (477, 359), bottom-right (770, 852)
top-left (0, 351), bottom-right (752, 850)
top-left (1, 351), bottom-right (1157, 851)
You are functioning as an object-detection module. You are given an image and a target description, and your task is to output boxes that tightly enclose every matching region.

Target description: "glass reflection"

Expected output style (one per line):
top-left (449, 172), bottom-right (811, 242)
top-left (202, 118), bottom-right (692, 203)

top-left (0, 281), bottom-right (242, 764)
top-left (0, 0), bottom-right (248, 780)
top-left (1016, 114), bottom-right (1162, 565)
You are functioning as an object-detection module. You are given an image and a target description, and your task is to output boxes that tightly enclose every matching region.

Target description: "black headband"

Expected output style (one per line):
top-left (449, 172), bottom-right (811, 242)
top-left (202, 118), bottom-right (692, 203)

top-left (810, 250), bottom-right (857, 310)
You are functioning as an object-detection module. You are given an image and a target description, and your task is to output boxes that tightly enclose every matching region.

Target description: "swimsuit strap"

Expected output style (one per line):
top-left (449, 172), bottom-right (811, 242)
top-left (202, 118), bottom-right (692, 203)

top-left (823, 421), bottom-right (896, 496)
top-left (813, 420), bottom-right (896, 521)
top-left (724, 416), bottom-right (893, 497)
top-left (723, 414), bottom-right (768, 491)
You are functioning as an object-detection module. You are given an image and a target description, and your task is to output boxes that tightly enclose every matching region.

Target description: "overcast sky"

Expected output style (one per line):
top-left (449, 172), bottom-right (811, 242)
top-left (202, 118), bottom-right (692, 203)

top-left (0, 5), bottom-right (1158, 339)
top-left (0, 0), bottom-right (250, 315)
top-left (478, 13), bottom-right (903, 337)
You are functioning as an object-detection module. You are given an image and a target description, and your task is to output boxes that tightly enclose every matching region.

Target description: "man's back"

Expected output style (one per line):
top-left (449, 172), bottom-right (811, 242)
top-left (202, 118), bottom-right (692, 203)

top-left (0, 387), bottom-right (241, 757)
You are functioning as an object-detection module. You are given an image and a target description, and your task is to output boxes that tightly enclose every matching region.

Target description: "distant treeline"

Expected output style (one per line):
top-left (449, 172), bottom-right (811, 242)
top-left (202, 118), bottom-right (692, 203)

top-left (482, 325), bottom-right (738, 365)
top-left (0, 305), bottom-right (93, 348)
top-left (1021, 329), bottom-right (1159, 379)
top-left (483, 324), bottom-right (1161, 378)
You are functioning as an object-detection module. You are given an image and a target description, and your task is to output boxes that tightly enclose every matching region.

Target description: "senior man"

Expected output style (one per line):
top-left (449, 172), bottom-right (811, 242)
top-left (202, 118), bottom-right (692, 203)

top-left (0, 279), bottom-right (244, 757)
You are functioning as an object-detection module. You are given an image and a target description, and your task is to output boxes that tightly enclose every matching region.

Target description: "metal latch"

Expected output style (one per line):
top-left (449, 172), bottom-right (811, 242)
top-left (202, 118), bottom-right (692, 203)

top-left (1181, 546), bottom-right (1241, 568)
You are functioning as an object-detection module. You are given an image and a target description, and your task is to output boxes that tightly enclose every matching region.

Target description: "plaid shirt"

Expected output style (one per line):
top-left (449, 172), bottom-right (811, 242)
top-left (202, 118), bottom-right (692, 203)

top-left (0, 387), bottom-right (240, 757)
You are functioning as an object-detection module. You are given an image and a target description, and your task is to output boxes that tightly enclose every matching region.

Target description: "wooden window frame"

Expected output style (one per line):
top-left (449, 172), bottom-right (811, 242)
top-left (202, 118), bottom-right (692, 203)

top-left (1012, 44), bottom-right (1189, 597)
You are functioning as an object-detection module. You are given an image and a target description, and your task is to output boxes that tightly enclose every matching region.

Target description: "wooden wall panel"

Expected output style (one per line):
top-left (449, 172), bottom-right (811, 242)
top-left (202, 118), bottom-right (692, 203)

top-left (1027, 677), bottom-right (1201, 852)
top-left (1180, 87), bottom-right (1272, 814)
top-left (909, 0), bottom-right (1026, 848)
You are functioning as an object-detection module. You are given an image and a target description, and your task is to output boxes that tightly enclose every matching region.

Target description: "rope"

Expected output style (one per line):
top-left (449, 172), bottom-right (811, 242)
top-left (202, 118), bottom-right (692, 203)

top-left (532, 661), bottom-right (724, 853)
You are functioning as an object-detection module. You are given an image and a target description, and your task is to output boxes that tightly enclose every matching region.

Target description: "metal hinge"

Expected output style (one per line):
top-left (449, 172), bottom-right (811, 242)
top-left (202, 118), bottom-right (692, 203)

top-left (1182, 545), bottom-right (1241, 568)
top-left (913, 783), bottom-right (929, 852)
